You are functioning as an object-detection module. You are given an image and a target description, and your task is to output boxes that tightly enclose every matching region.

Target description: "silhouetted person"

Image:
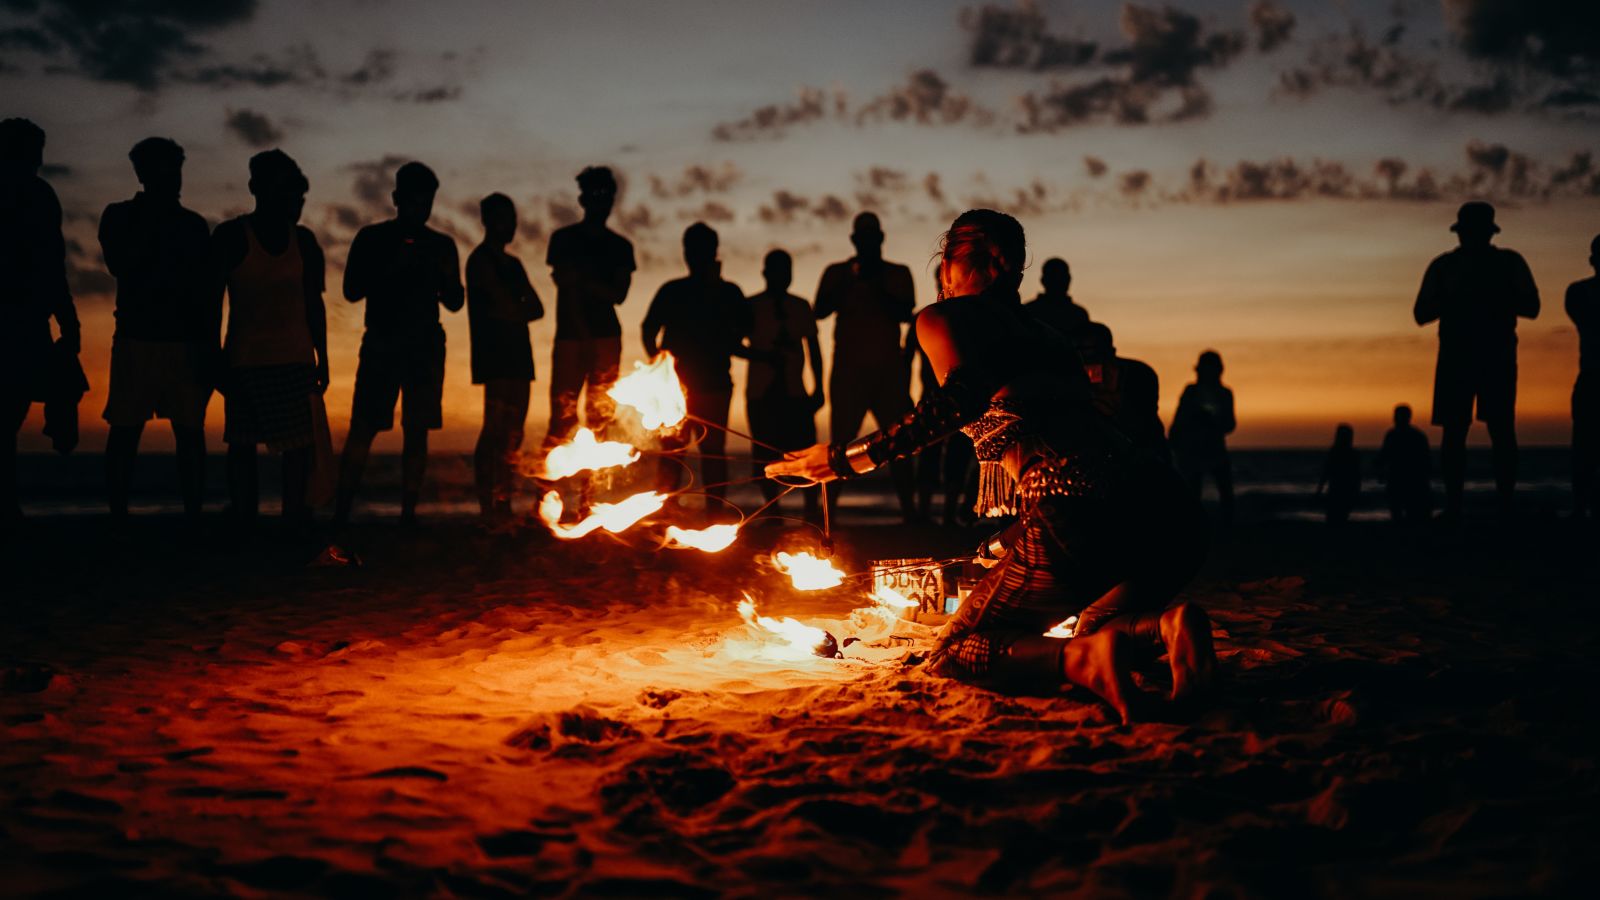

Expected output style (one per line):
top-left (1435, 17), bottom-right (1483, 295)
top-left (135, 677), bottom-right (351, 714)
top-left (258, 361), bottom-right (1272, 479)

top-left (210, 150), bottom-right (328, 528)
top-left (99, 137), bottom-right (212, 520)
top-left (1376, 403), bottom-right (1432, 524)
top-left (467, 193), bottom-right (543, 521)
top-left (815, 212), bottom-right (916, 522)
top-left (545, 166), bottom-right (634, 447)
top-left (1316, 423), bottom-right (1360, 526)
top-left (642, 222), bottom-right (750, 506)
top-left (1170, 350), bottom-right (1235, 525)
top-left (1074, 321), bottom-right (1169, 462)
top-left (1414, 201), bottom-right (1539, 519)
top-left (1568, 235), bottom-right (1599, 519)
top-left (745, 249), bottom-right (822, 520)
top-left (334, 161), bottom-right (463, 527)
top-left (1024, 257), bottom-right (1089, 342)
top-left (1, 118), bottom-right (80, 522)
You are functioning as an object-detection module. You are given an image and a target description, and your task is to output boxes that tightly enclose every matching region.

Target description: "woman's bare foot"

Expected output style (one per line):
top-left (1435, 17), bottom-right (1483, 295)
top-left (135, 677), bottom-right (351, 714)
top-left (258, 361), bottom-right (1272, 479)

top-left (1160, 602), bottom-right (1216, 704)
top-left (1061, 630), bottom-right (1151, 725)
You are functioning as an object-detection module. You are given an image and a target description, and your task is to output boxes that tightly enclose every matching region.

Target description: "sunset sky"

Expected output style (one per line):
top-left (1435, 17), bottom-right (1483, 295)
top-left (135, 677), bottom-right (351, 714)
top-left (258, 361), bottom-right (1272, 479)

top-left (5, 0), bottom-right (1597, 451)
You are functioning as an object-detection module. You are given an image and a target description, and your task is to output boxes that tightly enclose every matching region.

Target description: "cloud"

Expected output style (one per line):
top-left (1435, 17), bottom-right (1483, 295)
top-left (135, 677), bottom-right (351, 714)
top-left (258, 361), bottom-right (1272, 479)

top-left (0, 0), bottom-right (257, 90)
top-left (711, 86), bottom-right (838, 141)
top-left (615, 202), bottom-right (659, 235)
top-left (547, 200), bottom-right (580, 228)
top-left (679, 201), bottom-right (736, 223)
top-left (1083, 156), bottom-right (1108, 178)
top-left (1119, 169), bottom-right (1151, 196)
top-left (757, 190), bottom-right (813, 224)
top-left (923, 172), bottom-right (946, 205)
top-left (1249, 1), bottom-right (1296, 53)
top-left (341, 49), bottom-right (396, 86)
top-left (39, 162), bottom-right (72, 179)
top-left (861, 166), bottom-right (910, 193)
top-left (961, 1), bottom-right (1098, 71)
top-left (345, 154), bottom-right (411, 213)
top-left (1445, 1), bottom-right (1600, 82)
top-left (856, 69), bottom-right (996, 126)
top-left (175, 43), bottom-right (324, 89)
top-left (223, 108), bottom-right (283, 148)
top-left (649, 162), bottom-right (742, 198)
top-left (395, 84), bottom-right (462, 104)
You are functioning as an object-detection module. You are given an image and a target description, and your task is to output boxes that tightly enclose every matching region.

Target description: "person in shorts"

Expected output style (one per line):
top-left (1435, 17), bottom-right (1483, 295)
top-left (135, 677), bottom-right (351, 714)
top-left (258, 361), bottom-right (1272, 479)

top-left (333, 162), bottom-right (463, 526)
top-left (99, 137), bottom-right (213, 520)
top-left (466, 193), bottom-right (543, 520)
top-left (211, 150), bottom-right (329, 528)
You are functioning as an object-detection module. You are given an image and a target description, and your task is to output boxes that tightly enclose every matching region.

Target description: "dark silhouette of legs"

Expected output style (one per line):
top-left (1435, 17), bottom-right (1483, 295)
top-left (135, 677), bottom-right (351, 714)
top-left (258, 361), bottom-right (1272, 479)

top-left (587, 339), bottom-right (620, 435)
top-left (282, 446), bottom-right (311, 527)
top-left (106, 423), bottom-right (143, 518)
top-left (3, 398), bottom-right (29, 521)
top-left (1487, 417), bottom-right (1517, 513)
top-left (476, 380), bottom-right (528, 518)
top-left (1578, 405), bottom-right (1598, 519)
top-left (174, 424), bottom-right (205, 519)
top-left (334, 423), bottom-right (378, 526)
top-left (546, 340), bottom-right (583, 446)
top-left (1440, 423), bottom-right (1469, 517)
top-left (401, 426), bottom-right (428, 524)
top-left (228, 443), bottom-right (259, 520)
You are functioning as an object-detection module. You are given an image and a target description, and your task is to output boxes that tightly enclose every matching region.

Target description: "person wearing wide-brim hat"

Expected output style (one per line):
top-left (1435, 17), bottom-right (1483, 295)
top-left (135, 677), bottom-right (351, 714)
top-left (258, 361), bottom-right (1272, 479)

top-left (1413, 201), bottom-right (1540, 520)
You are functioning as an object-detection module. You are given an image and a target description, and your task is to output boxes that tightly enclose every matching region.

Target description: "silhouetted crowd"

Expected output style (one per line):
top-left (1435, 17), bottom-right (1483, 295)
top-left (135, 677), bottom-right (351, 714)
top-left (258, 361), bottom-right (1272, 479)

top-left (3, 116), bottom-right (1597, 532)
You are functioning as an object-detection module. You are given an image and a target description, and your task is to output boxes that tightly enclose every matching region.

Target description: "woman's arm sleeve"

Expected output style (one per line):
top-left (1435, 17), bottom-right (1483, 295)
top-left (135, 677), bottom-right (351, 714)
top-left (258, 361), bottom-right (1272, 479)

top-left (827, 364), bottom-right (1001, 479)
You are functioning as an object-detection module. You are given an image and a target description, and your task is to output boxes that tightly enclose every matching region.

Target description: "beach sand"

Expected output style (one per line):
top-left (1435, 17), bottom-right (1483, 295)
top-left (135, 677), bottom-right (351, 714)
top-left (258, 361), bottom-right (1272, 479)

top-left (2, 512), bottom-right (1596, 897)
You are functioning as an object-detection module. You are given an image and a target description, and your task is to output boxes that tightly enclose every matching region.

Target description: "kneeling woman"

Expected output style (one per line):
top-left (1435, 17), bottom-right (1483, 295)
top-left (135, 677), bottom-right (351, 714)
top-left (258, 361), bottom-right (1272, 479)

top-left (767, 210), bottom-right (1214, 723)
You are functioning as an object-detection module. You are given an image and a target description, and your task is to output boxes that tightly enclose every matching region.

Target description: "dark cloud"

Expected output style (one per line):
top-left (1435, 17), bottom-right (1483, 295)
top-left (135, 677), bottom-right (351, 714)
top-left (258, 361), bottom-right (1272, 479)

top-left (1084, 156), bottom-right (1108, 178)
top-left (1119, 169), bottom-right (1151, 196)
top-left (345, 154), bottom-right (410, 212)
top-left (0, 0), bottom-right (257, 89)
top-left (342, 49), bottom-right (396, 86)
top-left (1445, 0), bottom-right (1600, 82)
top-left (961, 1), bottom-right (1098, 71)
top-left (176, 43), bottom-right (324, 89)
top-left (547, 200), bottom-right (580, 229)
top-left (39, 162), bottom-right (72, 178)
top-left (861, 166), bottom-right (909, 192)
top-left (396, 84), bottom-right (462, 103)
top-left (711, 87), bottom-right (837, 141)
top-left (1249, 1), bottom-right (1296, 53)
top-left (615, 203), bottom-right (659, 235)
top-left (813, 194), bottom-right (850, 222)
top-left (757, 190), bottom-right (812, 225)
top-left (679, 201), bottom-right (736, 224)
top-left (223, 108), bottom-right (282, 148)
top-left (923, 172), bottom-right (946, 205)
top-left (649, 162), bottom-right (742, 198)
top-left (856, 69), bottom-right (996, 126)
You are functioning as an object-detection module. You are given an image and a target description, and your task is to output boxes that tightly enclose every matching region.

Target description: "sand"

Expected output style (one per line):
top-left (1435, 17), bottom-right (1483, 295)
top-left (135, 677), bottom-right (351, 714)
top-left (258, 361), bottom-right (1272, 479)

top-left (2, 513), bottom-right (1596, 898)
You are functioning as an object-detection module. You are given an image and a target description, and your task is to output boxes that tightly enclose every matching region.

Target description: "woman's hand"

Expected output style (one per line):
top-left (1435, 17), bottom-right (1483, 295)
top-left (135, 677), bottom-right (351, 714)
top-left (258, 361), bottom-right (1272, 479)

top-left (764, 443), bottom-right (837, 484)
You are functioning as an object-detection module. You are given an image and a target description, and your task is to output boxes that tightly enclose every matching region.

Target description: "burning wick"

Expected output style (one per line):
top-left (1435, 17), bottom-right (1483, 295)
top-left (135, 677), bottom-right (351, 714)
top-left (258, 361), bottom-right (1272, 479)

top-left (737, 596), bottom-right (840, 659)
top-left (664, 523), bottom-right (740, 553)
top-left (608, 352), bottom-right (688, 431)
top-left (1043, 615), bottom-right (1079, 639)
top-left (773, 551), bottom-right (845, 591)
top-left (541, 427), bottom-right (640, 480)
top-left (538, 490), bottom-right (666, 540)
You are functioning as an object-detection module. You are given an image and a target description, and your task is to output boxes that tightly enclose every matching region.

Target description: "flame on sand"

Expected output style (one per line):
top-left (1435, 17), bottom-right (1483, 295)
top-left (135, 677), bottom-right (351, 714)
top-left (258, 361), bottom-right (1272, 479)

top-left (664, 523), bottom-right (741, 553)
top-left (1043, 615), bottom-right (1079, 638)
top-left (538, 490), bottom-right (666, 540)
top-left (773, 551), bottom-right (844, 591)
top-left (737, 596), bottom-right (830, 661)
top-left (608, 352), bottom-right (688, 431)
top-left (542, 428), bottom-right (641, 479)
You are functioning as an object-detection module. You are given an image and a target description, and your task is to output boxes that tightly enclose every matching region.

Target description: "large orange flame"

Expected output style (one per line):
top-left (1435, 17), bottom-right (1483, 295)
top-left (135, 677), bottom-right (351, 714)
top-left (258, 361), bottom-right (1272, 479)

top-left (737, 596), bottom-right (830, 660)
top-left (773, 551), bottom-right (844, 591)
top-left (664, 523), bottom-right (741, 553)
top-left (541, 427), bottom-right (641, 480)
top-left (608, 352), bottom-right (688, 431)
top-left (538, 489), bottom-right (666, 540)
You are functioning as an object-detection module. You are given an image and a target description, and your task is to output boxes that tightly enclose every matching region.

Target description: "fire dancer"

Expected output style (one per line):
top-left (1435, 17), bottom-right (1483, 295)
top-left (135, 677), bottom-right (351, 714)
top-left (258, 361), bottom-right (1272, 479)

top-left (1414, 201), bottom-right (1540, 520)
top-left (815, 212), bottom-right (917, 523)
top-left (768, 209), bottom-right (1213, 724)
top-left (467, 193), bottom-right (543, 520)
top-left (333, 161), bottom-right (463, 527)
top-left (641, 222), bottom-right (751, 506)
top-left (745, 249), bottom-right (823, 520)
top-left (1, 118), bottom-right (80, 523)
top-left (544, 166), bottom-right (634, 448)
top-left (99, 137), bottom-right (213, 521)
top-left (1568, 236), bottom-right (1599, 520)
top-left (210, 150), bottom-right (328, 529)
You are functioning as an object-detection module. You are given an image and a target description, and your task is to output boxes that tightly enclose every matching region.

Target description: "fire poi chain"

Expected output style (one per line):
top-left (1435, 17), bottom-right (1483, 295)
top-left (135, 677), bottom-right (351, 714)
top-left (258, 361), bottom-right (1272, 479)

top-left (535, 351), bottom-right (1080, 656)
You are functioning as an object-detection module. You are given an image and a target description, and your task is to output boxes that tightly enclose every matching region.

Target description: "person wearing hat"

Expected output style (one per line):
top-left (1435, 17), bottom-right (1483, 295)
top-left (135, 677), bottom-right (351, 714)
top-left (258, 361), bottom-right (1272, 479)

top-left (1566, 234), bottom-right (1599, 519)
top-left (1413, 201), bottom-right (1540, 520)
top-left (814, 211), bottom-right (918, 522)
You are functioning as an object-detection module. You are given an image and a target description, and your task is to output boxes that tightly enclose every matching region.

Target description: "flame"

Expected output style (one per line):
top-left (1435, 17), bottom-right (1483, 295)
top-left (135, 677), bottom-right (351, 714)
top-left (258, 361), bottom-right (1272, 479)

top-left (664, 523), bottom-right (740, 553)
top-left (737, 596), bottom-right (830, 661)
top-left (774, 551), bottom-right (844, 591)
top-left (608, 352), bottom-right (688, 431)
top-left (870, 585), bottom-right (917, 609)
top-left (1043, 615), bottom-right (1079, 639)
top-left (541, 427), bottom-right (641, 480)
top-left (538, 489), bottom-right (666, 540)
